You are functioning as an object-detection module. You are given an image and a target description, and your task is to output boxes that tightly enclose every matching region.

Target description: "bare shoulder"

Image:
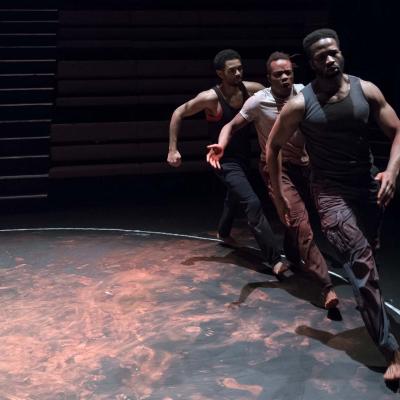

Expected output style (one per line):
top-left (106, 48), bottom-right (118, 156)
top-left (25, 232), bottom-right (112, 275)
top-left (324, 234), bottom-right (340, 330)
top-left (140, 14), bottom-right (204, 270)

top-left (284, 92), bottom-right (305, 113)
top-left (243, 80), bottom-right (265, 95)
top-left (186, 88), bottom-right (219, 110)
top-left (174, 88), bottom-right (218, 116)
top-left (276, 92), bottom-right (305, 126)
top-left (359, 79), bottom-right (385, 104)
top-left (195, 88), bottom-right (218, 102)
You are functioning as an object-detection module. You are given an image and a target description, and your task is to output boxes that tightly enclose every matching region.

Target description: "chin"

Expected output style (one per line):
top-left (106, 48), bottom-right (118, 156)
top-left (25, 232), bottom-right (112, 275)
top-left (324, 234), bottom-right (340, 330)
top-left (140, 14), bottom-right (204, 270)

top-left (325, 68), bottom-right (342, 78)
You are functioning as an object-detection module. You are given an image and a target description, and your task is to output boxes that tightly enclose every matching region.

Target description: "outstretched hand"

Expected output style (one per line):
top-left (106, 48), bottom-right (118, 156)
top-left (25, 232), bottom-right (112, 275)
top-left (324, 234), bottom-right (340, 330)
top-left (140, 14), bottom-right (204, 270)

top-left (375, 170), bottom-right (397, 207)
top-left (206, 144), bottom-right (224, 169)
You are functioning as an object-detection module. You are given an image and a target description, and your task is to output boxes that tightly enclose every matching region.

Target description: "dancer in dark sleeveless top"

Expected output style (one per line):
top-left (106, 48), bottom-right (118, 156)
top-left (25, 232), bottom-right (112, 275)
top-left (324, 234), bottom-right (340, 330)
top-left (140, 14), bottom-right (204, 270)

top-left (267, 29), bottom-right (400, 381)
top-left (168, 49), bottom-right (288, 273)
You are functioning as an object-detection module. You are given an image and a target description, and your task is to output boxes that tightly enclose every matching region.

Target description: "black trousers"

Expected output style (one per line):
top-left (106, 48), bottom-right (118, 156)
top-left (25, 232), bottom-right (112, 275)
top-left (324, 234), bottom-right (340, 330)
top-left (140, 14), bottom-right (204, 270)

top-left (216, 160), bottom-right (284, 267)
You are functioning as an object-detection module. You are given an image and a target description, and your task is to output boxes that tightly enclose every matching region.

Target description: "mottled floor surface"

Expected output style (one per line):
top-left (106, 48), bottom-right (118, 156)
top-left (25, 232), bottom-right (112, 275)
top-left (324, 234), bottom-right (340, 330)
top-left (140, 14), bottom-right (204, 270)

top-left (0, 229), bottom-right (399, 399)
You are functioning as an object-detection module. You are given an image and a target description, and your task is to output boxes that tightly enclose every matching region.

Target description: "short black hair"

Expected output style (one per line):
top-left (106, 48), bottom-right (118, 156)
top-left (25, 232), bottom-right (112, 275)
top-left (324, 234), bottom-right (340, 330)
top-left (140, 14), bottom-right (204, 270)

top-left (266, 51), bottom-right (291, 74)
top-left (303, 28), bottom-right (340, 58)
top-left (213, 49), bottom-right (241, 70)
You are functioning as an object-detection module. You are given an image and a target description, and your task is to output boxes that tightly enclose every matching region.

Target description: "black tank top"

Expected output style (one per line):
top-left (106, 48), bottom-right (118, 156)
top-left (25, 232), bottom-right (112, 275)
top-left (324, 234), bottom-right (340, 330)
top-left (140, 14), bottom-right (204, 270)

top-left (207, 83), bottom-right (253, 163)
top-left (300, 75), bottom-right (373, 182)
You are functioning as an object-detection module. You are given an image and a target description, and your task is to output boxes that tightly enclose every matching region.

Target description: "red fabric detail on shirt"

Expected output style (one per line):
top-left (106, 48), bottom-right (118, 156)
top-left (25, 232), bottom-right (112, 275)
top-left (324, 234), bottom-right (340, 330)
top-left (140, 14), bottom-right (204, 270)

top-left (206, 108), bottom-right (223, 122)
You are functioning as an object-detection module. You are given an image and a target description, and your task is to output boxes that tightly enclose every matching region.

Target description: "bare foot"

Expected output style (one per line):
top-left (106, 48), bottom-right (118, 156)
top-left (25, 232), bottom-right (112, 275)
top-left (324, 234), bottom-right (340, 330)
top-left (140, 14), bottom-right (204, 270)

top-left (272, 260), bottom-right (289, 276)
top-left (217, 234), bottom-right (239, 247)
top-left (384, 351), bottom-right (400, 381)
top-left (324, 289), bottom-right (339, 309)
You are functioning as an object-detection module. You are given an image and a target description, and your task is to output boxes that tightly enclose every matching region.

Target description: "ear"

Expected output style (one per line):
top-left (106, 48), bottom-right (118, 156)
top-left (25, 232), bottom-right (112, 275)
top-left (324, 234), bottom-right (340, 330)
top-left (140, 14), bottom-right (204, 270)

top-left (216, 69), bottom-right (224, 80)
top-left (309, 59), bottom-right (315, 71)
top-left (267, 73), bottom-right (271, 84)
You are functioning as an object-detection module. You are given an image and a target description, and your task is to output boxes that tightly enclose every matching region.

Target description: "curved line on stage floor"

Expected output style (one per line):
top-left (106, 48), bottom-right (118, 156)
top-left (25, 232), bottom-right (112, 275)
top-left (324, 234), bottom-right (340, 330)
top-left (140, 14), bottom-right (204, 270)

top-left (1, 226), bottom-right (399, 318)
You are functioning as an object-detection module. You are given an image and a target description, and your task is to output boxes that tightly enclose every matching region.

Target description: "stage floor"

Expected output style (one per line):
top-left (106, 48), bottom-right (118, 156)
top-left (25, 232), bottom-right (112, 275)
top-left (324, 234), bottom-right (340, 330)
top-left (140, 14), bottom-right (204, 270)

top-left (1, 228), bottom-right (399, 399)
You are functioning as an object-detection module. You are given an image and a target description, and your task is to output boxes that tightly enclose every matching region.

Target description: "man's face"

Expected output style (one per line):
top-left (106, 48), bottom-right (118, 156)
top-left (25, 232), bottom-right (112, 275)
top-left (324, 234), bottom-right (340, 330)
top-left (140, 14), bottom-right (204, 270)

top-left (268, 59), bottom-right (294, 96)
top-left (217, 58), bottom-right (243, 86)
top-left (309, 38), bottom-right (344, 78)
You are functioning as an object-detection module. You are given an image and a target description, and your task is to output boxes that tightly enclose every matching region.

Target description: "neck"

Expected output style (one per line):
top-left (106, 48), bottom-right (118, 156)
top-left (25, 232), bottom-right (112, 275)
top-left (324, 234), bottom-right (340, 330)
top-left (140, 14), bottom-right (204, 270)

top-left (271, 87), bottom-right (292, 101)
top-left (314, 73), bottom-right (344, 95)
top-left (219, 81), bottom-right (240, 96)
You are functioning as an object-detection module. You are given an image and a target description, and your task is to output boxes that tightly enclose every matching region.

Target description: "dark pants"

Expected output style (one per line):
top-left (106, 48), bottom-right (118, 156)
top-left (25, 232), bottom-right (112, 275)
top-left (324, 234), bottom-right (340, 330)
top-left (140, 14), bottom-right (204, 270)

top-left (261, 162), bottom-right (333, 292)
top-left (216, 161), bottom-right (284, 267)
top-left (311, 174), bottom-right (399, 357)
top-left (217, 189), bottom-right (239, 239)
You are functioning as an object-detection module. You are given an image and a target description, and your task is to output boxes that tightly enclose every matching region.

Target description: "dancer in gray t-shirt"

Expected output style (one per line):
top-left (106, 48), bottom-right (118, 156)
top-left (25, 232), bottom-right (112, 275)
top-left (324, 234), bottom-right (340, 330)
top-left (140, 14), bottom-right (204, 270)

top-left (207, 52), bottom-right (338, 309)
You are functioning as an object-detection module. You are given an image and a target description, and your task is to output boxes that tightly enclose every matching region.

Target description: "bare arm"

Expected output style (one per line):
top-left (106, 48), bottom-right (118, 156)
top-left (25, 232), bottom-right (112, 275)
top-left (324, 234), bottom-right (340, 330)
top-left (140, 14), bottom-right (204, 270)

top-left (220, 113), bottom-right (249, 146)
top-left (168, 90), bottom-right (216, 167)
top-left (243, 80), bottom-right (265, 95)
top-left (266, 94), bottom-right (305, 224)
top-left (362, 80), bottom-right (400, 206)
top-left (206, 113), bottom-right (249, 169)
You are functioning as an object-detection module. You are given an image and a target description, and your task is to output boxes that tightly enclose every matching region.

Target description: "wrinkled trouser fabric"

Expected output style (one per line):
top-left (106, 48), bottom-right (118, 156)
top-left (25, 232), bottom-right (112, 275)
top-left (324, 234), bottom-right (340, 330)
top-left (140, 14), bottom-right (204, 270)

top-left (261, 162), bottom-right (333, 292)
top-left (216, 161), bottom-right (284, 267)
top-left (311, 174), bottom-right (398, 357)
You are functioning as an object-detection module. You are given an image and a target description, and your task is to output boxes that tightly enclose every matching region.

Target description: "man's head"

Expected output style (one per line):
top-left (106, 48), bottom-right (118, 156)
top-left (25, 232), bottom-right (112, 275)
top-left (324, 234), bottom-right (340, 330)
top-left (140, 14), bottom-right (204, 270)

top-left (213, 49), bottom-right (243, 86)
top-left (266, 51), bottom-right (294, 98)
top-left (303, 28), bottom-right (344, 78)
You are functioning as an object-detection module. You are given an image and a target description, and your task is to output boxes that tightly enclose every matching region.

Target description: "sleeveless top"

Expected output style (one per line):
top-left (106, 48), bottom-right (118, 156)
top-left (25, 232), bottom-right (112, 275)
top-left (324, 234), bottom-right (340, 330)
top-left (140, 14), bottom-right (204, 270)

top-left (300, 75), bottom-right (373, 182)
top-left (207, 83), bottom-right (253, 163)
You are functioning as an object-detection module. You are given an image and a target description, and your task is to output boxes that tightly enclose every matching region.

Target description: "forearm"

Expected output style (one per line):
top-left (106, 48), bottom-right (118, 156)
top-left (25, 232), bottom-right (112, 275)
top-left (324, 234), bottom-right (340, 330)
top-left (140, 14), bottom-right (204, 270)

top-left (218, 123), bottom-right (234, 149)
top-left (266, 144), bottom-right (284, 198)
top-left (168, 112), bottom-right (182, 151)
top-left (386, 130), bottom-right (400, 178)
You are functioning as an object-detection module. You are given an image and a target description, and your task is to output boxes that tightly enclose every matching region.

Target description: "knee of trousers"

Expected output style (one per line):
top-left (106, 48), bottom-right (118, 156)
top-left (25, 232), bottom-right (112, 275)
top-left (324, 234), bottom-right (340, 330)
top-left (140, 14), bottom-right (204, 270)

top-left (322, 211), bottom-right (368, 255)
top-left (244, 198), bottom-right (263, 226)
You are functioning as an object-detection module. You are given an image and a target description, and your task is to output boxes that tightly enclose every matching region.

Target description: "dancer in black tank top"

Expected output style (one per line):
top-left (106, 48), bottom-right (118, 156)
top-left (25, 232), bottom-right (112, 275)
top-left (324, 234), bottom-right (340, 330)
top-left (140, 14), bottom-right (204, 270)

top-left (267, 29), bottom-right (400, 381)
top-left (167, 49), bottom-right (288, 273)
top-left (208, 82), bottom-right (252, 163)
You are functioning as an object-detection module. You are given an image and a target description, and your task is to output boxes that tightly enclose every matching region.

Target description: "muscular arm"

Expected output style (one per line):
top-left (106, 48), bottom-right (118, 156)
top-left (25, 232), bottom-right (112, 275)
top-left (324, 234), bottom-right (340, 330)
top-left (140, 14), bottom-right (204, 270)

top-left (266, 94), bottom-right (305, 224)
top-left (243, 80), bottom-right (265, 95)
top-left (168, 90), bottom-right (216, 167)
top-left (361, 80), bottom-right (400, 205)
top-left (219, 113), bottom-right (249, 147)
top-left (206, 113), bottom-right (249, 169)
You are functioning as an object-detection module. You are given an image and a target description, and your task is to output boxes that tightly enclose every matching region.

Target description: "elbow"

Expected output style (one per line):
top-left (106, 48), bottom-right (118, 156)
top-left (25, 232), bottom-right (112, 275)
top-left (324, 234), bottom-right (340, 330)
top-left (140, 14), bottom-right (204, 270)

top-left (266, 141), bottom-right (280, 161)
top-left (172, 109), bottom-right (183, 121)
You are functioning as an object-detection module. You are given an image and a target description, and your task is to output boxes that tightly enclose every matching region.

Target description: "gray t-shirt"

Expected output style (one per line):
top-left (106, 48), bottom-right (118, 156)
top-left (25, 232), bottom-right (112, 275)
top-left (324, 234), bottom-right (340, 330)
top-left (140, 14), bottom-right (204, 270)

top-left (240, 84), bottom-right (309, 165)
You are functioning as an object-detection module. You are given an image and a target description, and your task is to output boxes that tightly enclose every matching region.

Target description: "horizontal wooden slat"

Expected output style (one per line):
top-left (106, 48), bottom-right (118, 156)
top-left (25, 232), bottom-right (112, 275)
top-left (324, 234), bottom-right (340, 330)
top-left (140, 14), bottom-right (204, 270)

top-left (50, 160), bottom-right (209, 178)
top-left (57, 59), bottom-right (263, 79)
top-left (0, 73), bottom-right (55, 88)
top-left (58, 26), bottom-right (305, 41)
top-left (58, 38), bottom-right (297, 50)
top-left (56, 94), bottom-right (191, 107)
top-left (0, 174), bottom-right (48, 196)
top-left (57, 78), bottom-right (220, 96)
top-left (0, 87), bottom-right (54, 104)
top-left (0, 21), bottom-right (58, 34)
top-left (0, 136), bottom-right (49, 156)
top-left (59, 9), bottom-right (328, 26)
top-left (51, 120), bottom-right (208, 142)
top-left (0, 103), bottom-right (53, 119)
top-left (0, 59), bottom-right (56, 74)
top-left (0, 119), bottom-right (51, 137)
top-left (0, 10), bottom-right (58, 20)
top-left (51, 140), bottom-right (209, 162)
